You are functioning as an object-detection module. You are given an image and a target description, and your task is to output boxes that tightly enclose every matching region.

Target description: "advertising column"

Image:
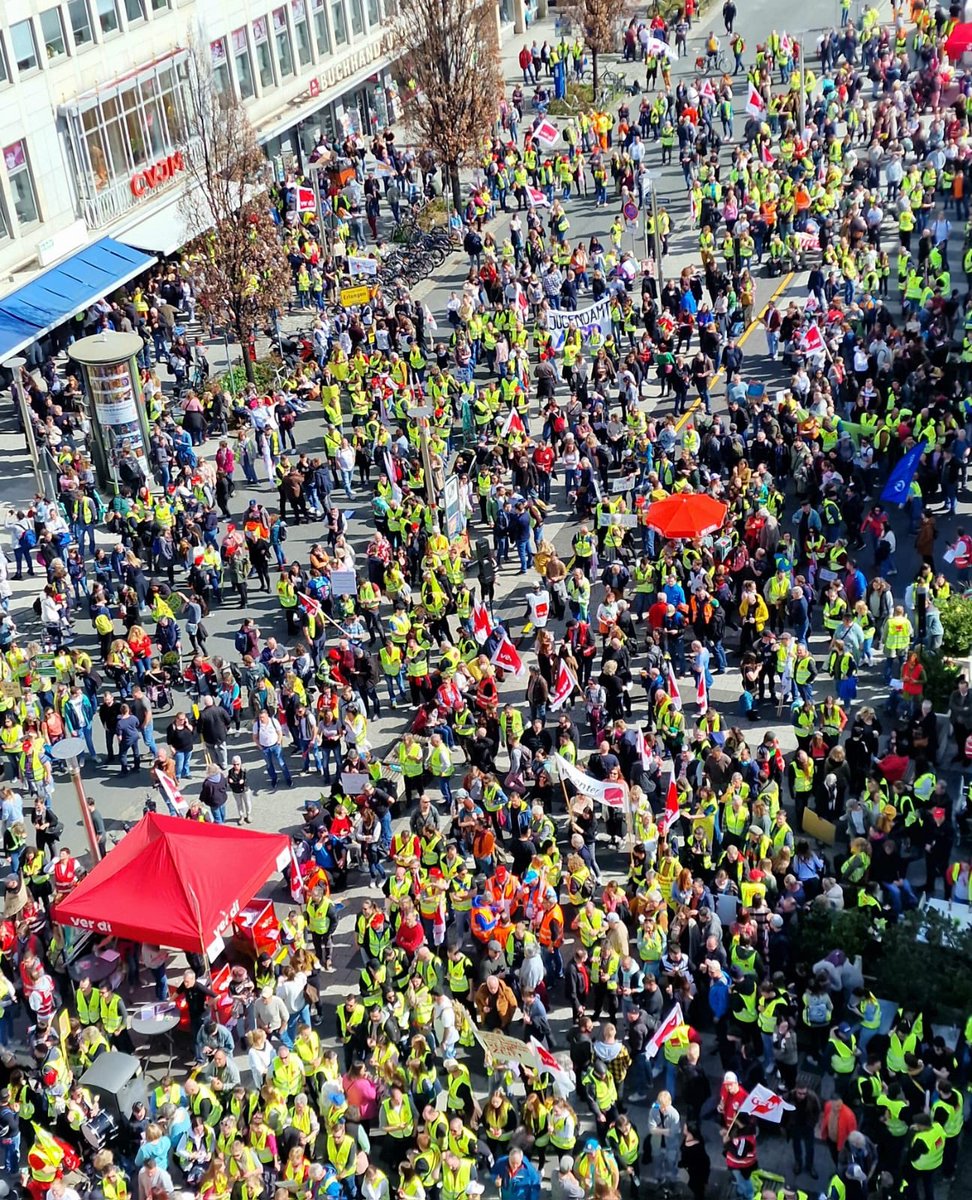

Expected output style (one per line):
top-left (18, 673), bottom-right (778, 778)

top-left (68, 332), bottom-right (151, 491)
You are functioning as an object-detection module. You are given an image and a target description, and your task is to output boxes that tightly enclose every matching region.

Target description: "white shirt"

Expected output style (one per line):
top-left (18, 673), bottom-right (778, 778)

top-left (253, 718), bottom-right (282, 748)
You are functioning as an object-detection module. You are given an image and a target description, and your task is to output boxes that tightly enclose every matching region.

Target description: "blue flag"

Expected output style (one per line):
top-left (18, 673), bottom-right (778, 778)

top-left (880, 440), bottom-right (926, 506)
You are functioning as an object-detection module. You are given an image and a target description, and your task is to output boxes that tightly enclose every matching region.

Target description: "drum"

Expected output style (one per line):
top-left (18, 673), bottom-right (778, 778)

top-left (81, 1110), bottom-right (117, 1150)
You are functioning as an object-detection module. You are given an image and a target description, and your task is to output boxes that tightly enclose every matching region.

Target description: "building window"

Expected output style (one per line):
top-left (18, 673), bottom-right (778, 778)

top-left (331, 0), bottom-right (348, 45)
top-left (310, 0), bottom-right (330, 57)
top-left (211, 38), bottom-right (230, 95)
top-left (67, 0), bottom-right (94, 46)
top-left (0, 193), bottom-right (10, 240)
top-left (4, 142), bottom-right (39, 226)
top-left (95, 0), bottom-right (121, 35)
top-left (150, 0), bottom-right (170, 9)
top-left (272, 8), bottom-right (294, 77)
top-left (252, 17), bottom-right (275, 89)
top-left (349, 0), bottom-right (364, 36)
top-left (232, 27), bottom-right (255, 100)
top-left (39, 9), bottom-right (68, 59)
top-left (10, 21), bottom-right (39, 73)
top-left (0, 38), bottom-right (8, 84)
top-left (367, 0), bottom-right (379, 25)
top-left (123, 0), bottom-right (146, 22)
top-left (292, 0), bottom-right (313, 67)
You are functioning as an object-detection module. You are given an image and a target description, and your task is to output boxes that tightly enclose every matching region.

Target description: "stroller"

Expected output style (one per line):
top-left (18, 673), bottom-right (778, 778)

top-left (142, 664), bottom-right (175, 713)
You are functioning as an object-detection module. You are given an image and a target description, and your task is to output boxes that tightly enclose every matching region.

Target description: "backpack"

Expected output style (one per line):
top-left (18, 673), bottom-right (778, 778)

top-left (806, 993), bottom-right (830, 1025)
top-left (234, 630), bottom-right (250, 654)
top-left (19, 529), bottom-right (37, 549)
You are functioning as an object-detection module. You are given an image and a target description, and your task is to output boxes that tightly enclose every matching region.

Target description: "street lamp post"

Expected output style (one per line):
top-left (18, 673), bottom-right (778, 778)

top-left (3, 357), bottom-right (45, 495)
top-left (50, 736), bottom-right (103, 865)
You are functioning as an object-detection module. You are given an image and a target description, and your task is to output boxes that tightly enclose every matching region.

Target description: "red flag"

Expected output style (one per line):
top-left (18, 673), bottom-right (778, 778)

top-left (491, 635), bottom-right (525, 676)
top-left (699, 78), bottom-right (716, 102)
top-left (635, 727), bottom-right (652, 770)
top-left (501, 408), bottom-right (526, 437)
top-left (288, 845), bottom-right (305, 903)
top-left (472, 603), bottom-right (493, 645)
top-left (296, 185), bottom-right (317, 212)
top-left (697, 673), bottom-right (708, 715)
top-left (298, 592), bottom-right (323, 619)
top-left (548, 661), bottom-right (577, 712)
top-left (529, 1038), bottom-right (575, 1090)
top-left (155, 768), bottom-right (187, 817)
top-left (760, 142), bottom-right (775, 165)
top-left (659, 774), bottom-right (680, 835)
top-left (667, 662), bottom-right (682, 710)
top-left (527, 186), bottom-right (550, 208)
top-left (533, 119), bottom-right (560, 146)
top-left (801, 324), bottom-right (824, 354)
top-left (746, 81), bottom-right (767, 117)
top-left (647, 1002), bottom-right (684, 1058)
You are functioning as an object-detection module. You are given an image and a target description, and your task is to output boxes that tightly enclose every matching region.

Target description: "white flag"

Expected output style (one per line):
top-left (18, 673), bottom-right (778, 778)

top-left (548, 661), bottom-right (577, 712)
top-left (554, 754), bottom-right (628, 809)
top-left (647, 1002), bottom-right (684, 1058)
top-left (738, 1084), bottom-right (794, 1123)
top-left (746, 81), bottom-right (767, 117)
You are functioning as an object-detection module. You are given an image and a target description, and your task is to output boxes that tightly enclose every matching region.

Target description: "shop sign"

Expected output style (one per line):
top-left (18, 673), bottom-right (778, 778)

top-left (130, 150), bottom-right (186, 198)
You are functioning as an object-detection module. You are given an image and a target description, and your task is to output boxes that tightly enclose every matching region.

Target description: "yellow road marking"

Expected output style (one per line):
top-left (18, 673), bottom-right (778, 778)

top-left (673, 269), bottom-right (795, 433)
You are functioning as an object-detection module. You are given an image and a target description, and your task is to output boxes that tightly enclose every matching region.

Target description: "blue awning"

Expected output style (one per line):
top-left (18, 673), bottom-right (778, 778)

top-left (0, 236), bottom-right (156, 363)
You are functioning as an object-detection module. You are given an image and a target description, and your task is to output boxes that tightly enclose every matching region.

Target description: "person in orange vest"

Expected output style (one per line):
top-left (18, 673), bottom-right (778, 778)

top-left (484, 865), bottom-right (518, 916)
top-left (536, 890), bottom-right (565, 981)
top-left (471, 894), bottom-right (498, 946)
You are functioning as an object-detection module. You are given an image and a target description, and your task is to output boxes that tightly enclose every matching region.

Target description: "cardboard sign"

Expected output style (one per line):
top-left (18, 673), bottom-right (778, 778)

top-left (598, 512), bottom-right (639, 528)
top-left (801, 808), bottom-right (836, 846)
top-left (475, 1027), bottom-right (533, 1067)
top-left (330, 569), bottom-right (357, 596)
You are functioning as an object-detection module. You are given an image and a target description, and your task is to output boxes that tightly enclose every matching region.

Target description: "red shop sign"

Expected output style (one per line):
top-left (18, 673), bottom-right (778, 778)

top-left (130, 150), bottom-right (186, 198)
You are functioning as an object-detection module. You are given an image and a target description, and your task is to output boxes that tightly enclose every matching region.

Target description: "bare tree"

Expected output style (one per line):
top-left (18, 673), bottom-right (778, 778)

top-left (178, 39), bottom-right (291, 384)
top-left (563, 0), bottom-right (631, 96)
top-left (395, 0), bottom-right (502, 212)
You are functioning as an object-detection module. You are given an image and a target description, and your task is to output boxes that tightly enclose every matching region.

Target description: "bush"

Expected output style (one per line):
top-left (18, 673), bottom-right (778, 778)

top-left (939, 593), bottom-right (972, 657)
top-left (793, 906), bottom-right (873, 967)
top-left (547, 82), bottom-right (595, 116)
top-left (920, 648), bottom-right (963, 715)
top-left (218, 355), bottom-right (282, 396)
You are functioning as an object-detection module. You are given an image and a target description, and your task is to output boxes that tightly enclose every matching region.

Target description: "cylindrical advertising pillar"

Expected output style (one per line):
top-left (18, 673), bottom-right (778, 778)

top-left (68, 332), bottom-right (151, 492)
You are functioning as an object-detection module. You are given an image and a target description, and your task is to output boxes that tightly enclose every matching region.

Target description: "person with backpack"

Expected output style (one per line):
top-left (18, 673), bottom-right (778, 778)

top-left (5, 509), bottom-right (35, 580)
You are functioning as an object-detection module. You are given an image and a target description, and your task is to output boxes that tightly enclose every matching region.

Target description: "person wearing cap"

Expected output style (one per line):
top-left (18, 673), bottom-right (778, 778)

top-left (574, 1136), bottom-right (619, 1194)
top-left (922, 804), bottom-right (954, 899)
top-left (555, 1155), bottom-right (584, 1200)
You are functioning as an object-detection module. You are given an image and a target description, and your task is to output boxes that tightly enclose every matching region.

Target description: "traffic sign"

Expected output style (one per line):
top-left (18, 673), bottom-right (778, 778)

top-left (623, 200), bottom-right (639, 222)
top-left (339, 285), bottom-right (371, 307)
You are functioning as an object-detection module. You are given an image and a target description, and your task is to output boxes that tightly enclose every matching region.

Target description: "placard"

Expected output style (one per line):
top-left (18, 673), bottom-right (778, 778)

top-left (611, 475), bottom-right (636, 493)
top-left (340, 771), bottom-right (370, 794)
top-left (330, 569), bottom-right (357, 596)
top-left (347, 255), bottom-right (379, 277)
top-left (801, 808), bottom-right (836, 846)
top-left (340, 285), bottom-right (371, 307)
top-left (598, 512), bottom-right (639, 527)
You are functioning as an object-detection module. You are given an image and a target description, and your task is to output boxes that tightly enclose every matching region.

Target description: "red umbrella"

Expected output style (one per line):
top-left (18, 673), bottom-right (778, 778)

top-left (645, 493), bottom-right (728, 540)
top-left (944, 22), bottom-right (972, 58)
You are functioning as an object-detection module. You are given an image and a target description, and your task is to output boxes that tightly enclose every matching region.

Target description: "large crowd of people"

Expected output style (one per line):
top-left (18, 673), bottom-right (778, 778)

top-left (0, 4), bottom-right (972, 1200)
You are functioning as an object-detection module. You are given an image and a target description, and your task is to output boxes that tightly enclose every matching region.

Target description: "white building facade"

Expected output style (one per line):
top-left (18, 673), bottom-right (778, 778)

top-left (0, 0), bottom-right (404, 287)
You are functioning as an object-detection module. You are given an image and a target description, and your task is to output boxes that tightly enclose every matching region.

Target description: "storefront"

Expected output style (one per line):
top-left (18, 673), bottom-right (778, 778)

top-left (58, 49), bottom-right (195, 232)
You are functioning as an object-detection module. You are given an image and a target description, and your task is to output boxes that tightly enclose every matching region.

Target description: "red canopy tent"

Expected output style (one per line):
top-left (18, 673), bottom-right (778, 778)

top-left (944, 22), bottom-right (972, 59)
top-left (53, 813), bottom-right (291, 955)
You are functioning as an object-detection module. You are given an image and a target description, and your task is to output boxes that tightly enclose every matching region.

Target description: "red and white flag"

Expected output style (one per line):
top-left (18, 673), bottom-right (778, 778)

top-left (667, 662), bottom-right (682, 710)
top-left (696, 673), bottom-right (708, 715)
top-left (659, 774), bottom-right (680, 835)
top-left (647, 1002), bottom-right (684, 1058)
top-left (298, 592), bottom-right (323, 619)
top-left (548, 661), bottom-right (577, 712)
top-left (760, 142), bottom-right (775, 165)
top-left (491, 635), bottom-right (525, 676)
top-left (296, 185), bottom-right (317, 213)
top-left (635, 727), bottom-right (652, 770)
top-left (155, 768), bottom-right (187, 817)
top-left (472, 603), bottom-right (493, 645)
top-left (501, 408), bottom-right (526, 438)
top-left (530, 1038), bottom-right (575, 1091)
top-left (699, 78), bottom-right (716, 102)
top-left (526, 186), bottom-right (550, 208)
top-left (533, 119), bottom-right (560, 147)
top-left (738, 1084), bottom-right (794, 1123)
top-left (801, 323), bottom-right (824, 355)
top-left (746, 82), bottom-right (767, 117)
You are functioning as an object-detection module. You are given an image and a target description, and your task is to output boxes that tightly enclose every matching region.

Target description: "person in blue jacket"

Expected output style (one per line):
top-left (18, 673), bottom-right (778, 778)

top-left (494, 1147), bottom-right (541, 1200)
